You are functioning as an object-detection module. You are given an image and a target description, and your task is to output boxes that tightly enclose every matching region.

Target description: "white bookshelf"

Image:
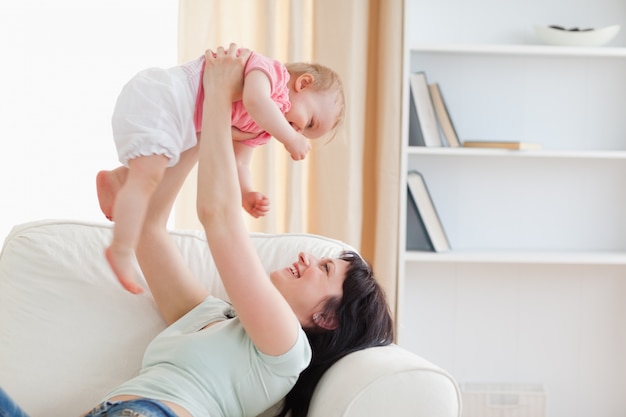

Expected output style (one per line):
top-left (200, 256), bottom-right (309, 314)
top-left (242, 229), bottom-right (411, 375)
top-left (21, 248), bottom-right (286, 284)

top-left (398, 1), bottom-right (626, 417)
top-left (404, 250), bottom-right (626, 265)
top-left (408, 146), bottom-right (626, 159)
top-left (412, 42), bottom-right (626, 58)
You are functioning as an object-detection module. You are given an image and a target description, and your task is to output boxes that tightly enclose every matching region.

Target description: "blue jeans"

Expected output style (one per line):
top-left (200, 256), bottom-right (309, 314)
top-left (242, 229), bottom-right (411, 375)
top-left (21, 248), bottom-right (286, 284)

top-left (0, 387), bottom-right (29, 417)
top-left (0, 387), bottom-right (177, 417)
top-left (83, 399), bottom-right (178, 417)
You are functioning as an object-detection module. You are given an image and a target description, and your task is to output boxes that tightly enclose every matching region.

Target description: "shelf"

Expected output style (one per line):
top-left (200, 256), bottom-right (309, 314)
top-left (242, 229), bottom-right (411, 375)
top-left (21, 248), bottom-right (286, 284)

top-left (402, 2), bottom-right (626, 415)
top-left (407, 147), bottom-right (626, 159)
top-left (410, 43), bottom-right (626, 58)
top-left (404, 250), bottom-right (626, 265)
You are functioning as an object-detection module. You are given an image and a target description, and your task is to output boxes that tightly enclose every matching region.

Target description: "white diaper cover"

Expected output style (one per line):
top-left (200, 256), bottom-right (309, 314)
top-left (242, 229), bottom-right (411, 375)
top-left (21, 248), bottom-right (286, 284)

top-left (111, 65), bottom-right (198, 167)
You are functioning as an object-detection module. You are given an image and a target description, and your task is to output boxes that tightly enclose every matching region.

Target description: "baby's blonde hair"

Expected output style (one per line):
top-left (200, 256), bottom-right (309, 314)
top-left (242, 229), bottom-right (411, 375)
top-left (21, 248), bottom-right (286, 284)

top-left (285, 62), bottom-right (345, 138)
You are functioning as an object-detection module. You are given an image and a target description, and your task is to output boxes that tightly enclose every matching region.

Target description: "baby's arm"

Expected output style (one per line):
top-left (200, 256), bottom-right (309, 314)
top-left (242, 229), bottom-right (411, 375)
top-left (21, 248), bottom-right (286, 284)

top-left (243, 70), bottom-right (310, 160)
top-left (233, 141), bottom-right (270, 218)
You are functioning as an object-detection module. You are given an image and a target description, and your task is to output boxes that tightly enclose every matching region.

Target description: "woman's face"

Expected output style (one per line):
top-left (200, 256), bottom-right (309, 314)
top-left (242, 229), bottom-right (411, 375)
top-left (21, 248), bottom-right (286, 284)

top-left (270, 252), bottom-right (347, 326)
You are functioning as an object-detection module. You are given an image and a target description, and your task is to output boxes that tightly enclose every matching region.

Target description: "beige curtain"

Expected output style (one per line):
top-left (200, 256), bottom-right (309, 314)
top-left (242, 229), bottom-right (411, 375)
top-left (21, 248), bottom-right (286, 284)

top-left (175, 0), bottom-right (403, 320)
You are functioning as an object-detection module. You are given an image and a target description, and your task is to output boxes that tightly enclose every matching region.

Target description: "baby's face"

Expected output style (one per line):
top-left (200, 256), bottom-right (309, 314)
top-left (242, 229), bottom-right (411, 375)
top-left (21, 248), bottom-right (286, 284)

top-left (285, 89), bottom-right (340, 139)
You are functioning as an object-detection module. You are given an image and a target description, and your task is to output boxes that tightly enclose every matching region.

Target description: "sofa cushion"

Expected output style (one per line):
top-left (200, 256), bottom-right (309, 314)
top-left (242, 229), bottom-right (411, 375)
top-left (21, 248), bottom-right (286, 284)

top-left (0, 219), bottom-right (353, 417)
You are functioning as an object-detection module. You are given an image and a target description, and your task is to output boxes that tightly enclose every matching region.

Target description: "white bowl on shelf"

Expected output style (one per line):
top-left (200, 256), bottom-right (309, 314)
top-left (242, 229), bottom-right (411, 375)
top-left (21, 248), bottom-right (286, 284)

top-left (533, 24), bottom-right (620, 46)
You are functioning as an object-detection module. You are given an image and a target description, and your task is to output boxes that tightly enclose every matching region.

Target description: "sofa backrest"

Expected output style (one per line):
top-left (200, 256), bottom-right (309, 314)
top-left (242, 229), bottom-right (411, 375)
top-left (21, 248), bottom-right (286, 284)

top-left (0, 219), bottom-right (354, 417)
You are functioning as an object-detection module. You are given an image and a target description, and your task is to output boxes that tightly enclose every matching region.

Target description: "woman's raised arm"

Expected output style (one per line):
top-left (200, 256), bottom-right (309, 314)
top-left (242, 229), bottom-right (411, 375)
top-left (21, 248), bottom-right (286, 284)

top-left (196, 44), bottom-right (301, 356)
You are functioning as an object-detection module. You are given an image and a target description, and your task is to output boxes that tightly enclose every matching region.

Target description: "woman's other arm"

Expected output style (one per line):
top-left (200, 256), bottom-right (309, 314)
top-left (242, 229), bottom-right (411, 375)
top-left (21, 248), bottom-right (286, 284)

top-left (135, 144), bottom-right (209, 325)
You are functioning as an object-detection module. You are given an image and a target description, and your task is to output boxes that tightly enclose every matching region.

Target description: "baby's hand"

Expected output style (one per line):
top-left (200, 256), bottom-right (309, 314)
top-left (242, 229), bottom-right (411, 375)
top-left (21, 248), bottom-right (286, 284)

top-left (243, 191), bottom-right (270, 218)
top-left (284, 133), bottom-right (311, 161)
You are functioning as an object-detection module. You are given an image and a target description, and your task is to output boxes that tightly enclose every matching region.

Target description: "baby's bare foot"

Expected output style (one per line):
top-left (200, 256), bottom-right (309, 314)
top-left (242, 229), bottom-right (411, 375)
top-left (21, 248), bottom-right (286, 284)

top-left (96, 168), bottom-right (128, 221)
top-left (105, 245), bottom-right (143, 294)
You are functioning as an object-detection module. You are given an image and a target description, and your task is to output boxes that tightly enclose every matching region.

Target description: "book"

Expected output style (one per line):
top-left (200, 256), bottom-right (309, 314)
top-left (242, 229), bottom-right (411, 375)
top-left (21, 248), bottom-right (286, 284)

top-left (428, 82), bottom-right (461, 147)
top-left (408, 72), bottom-right (443, 147)
top-left (405, 187), bottom-right (433, 251)
top-left (462, 140), bottom-right (542, 150)
top-left (406, 171), bottom-right (450, 252)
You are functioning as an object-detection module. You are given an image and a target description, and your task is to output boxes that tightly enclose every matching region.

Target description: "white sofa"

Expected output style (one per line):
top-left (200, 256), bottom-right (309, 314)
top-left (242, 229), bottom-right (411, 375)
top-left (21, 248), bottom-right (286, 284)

top-left (0, 219), bottom-right (461, 417)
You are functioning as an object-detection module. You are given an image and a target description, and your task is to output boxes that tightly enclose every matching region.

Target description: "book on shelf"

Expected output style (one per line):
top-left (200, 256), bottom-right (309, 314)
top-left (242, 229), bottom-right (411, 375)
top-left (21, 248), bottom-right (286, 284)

top-left (405, 187), bottom-right (433, 251)
top-left (428, 82), bottom-right (461, 147)
top-left (408, 72), bottom-right (443, 147)
top-left (462, 140), bottom-right (542, 150)
top-left (406, 170), bottom-right (450, 252)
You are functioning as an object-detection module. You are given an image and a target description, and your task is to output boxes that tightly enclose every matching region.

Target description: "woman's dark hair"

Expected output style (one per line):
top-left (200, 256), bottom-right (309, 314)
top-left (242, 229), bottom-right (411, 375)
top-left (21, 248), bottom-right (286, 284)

top-left (276, 250), bottom-right (394, 417)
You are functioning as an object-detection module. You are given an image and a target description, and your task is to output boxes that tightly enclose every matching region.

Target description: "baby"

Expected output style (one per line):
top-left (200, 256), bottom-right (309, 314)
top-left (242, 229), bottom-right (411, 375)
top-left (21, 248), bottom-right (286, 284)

top-left (97, 47), bottom-right (345, 294)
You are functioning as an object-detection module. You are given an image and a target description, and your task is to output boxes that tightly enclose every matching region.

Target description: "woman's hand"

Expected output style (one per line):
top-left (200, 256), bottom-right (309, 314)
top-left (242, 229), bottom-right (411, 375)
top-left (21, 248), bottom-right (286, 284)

top-left (203, 43), bottom-right (251, 102)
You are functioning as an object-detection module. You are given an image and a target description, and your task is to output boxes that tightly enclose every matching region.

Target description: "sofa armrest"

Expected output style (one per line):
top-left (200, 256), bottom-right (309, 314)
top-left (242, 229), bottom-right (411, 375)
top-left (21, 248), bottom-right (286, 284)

top-left (307, 344), bottom-right (461, 417)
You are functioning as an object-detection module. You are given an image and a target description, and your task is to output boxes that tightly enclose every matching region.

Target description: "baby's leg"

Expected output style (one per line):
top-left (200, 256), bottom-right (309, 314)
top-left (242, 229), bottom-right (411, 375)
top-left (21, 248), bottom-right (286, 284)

top-left (107, 155), bottom-right (169, 294)
top-left (96, 167), bottom-right (128, 221)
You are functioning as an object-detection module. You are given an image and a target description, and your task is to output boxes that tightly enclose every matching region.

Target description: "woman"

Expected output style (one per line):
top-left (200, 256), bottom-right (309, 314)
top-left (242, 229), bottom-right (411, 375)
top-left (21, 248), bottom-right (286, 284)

top-left (0, 45), bottom-right (393, 417)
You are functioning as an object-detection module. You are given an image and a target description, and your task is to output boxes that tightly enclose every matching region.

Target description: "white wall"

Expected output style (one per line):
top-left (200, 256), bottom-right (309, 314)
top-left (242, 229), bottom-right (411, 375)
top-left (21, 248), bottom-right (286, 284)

top-left (0, 0), bottom-right (178, 242)
top-left (405, 0), bottom-right (626, 45)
